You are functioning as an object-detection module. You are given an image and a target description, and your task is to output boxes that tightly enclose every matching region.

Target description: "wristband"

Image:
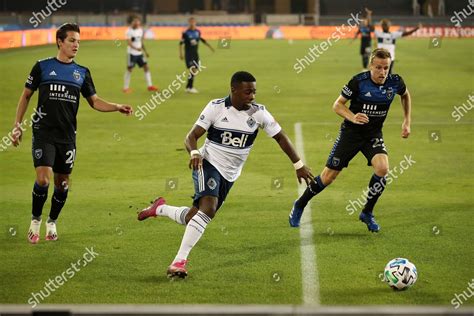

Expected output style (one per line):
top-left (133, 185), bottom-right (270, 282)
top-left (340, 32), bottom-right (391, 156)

top-left (190, 150), bottom-right (200, 157)
top-left (293, 160), bottom-right (304, 170)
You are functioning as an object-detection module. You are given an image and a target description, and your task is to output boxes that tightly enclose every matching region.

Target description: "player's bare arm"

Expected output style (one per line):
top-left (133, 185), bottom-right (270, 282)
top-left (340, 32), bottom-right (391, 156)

top-left (86, 95), bottom-right (133, 115)
top-left (402, 23), bottom-right (421, 37)
top-left (333, 95), bottom-right (369, 124)
top-left (272, 130), bottom-right (314, 185)
top-left (400, 88), bottom-right (412, 138)
top-left (12, 87), bottom-right (35, 146)
top-left (179, 42), bottom-right (184, 60)
top-left (185, 124), bottom-right (206, 170)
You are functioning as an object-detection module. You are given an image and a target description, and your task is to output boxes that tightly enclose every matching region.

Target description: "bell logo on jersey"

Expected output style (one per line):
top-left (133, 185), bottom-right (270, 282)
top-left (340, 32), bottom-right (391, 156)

top-left (221, 131), bottom-right (249, 148)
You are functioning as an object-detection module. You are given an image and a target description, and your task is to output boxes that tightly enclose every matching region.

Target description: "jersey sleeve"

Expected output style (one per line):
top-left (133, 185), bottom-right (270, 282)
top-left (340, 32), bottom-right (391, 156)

top-left (397, 76), bottom-right (407, 95)
top-left (374, 30), bottom-right (382, 38)
top-left (180, 32), bottom-right (186, 44)
top-left (393, 31), bottom-right (404, 39)
top-left (126, 28), bottom-right (132, 40)
top-left (260, 107), bottom-right (282, 137)
top-left (341, 77), bottom-right (359, 100)
top-left (81, 68), bottom-right (96, 98)
top-left (195, 102), bottom-right (218, 130)
top-left (25, 61), bottom-right (42, 91)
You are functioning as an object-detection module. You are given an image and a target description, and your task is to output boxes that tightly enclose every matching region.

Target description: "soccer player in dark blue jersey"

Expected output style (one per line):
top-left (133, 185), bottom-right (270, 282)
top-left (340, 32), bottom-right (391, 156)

top-left (179, 17), bottom-right (214, 94)
top-left (352, 8), bottom-right (374, 69)
top-left (11, 23), bottom-right (133, 244)
top-left (289, 48), bottom-right (412, 232)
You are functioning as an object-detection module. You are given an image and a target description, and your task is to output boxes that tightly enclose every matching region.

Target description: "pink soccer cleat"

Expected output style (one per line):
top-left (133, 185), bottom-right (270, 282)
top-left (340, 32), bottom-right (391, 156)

top-left (137, 197), bottom-right (166, 221)
top-left (27, 219), bottom-right (41, 244)
top-left (167, 259), bottom-right (188, 279)
top-left (45, 221), bottom-right (58, 241)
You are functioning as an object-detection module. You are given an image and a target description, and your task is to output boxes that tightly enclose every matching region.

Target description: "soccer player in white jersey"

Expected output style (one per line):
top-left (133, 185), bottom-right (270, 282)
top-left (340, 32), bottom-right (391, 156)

top-left (374, 19), bottom-right (421, 74)
top-left (123, 15), bottom-right (158, 93)
top-left (138, 71), bottom-right (313, 278)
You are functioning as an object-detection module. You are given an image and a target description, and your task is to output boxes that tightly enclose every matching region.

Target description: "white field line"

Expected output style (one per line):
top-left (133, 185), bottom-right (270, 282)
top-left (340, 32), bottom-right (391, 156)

top-left (294, 122), bottom-right (320, 306)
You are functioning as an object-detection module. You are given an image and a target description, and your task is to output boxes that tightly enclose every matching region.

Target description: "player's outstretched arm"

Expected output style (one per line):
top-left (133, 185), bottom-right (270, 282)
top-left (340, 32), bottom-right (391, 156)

top-left (333, 95), bottom-right (369, 124)
top-left (400, 89), bottom-right (412, 138)
top-left (272, 130), bottom-right (314, 185)
top-left (185, 124), bottom-right (206, 170)
top-left (402, 23), bottom-right (421, 37)
top-left (201, 38), bottom-right (215, 52)
top-left (12, 88), bottom-right (34, 147)
top-left (86, 95), bottom-right (133, 115)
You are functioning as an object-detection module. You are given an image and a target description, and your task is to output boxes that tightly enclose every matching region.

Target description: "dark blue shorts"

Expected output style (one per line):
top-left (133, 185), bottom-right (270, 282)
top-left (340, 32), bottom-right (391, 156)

top-left (127, 54), bottom-right (147, 68)
top-left (326, 127), bottom-right (387, 171)
top-left (192, 159), bottom-right (234, 211)
top-left (185, 56), bottom-right (199, 69)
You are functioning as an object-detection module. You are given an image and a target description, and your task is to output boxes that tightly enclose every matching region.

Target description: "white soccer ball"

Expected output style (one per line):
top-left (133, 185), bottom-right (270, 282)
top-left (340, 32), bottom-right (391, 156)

top-left (384, 258), bottom-right (418, 290)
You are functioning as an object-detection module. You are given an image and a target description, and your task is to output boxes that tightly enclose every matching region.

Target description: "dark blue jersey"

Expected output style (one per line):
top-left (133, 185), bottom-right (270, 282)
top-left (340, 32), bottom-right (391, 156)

top-left (358, 25), bottom-right (374, 47)
top-left (340, 71), bottom-right (406, 132)
top-left (25, 57), bottom-right (96, 143)
top-left (180, 28), bottom-right (207, 58)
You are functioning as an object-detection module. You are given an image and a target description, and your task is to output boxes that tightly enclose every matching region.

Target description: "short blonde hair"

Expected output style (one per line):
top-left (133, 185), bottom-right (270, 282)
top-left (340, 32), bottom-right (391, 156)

top-left (370, 48), bottom-right (392, 64)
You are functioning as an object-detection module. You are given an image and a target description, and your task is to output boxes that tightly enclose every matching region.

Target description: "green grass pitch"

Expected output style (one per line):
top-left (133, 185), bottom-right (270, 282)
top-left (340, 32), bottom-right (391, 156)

top-left (0, 38), bottom-right (472, 305)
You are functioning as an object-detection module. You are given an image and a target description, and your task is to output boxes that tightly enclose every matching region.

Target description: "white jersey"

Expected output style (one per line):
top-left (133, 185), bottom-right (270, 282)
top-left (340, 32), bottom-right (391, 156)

top-left (126, 27), bottom-right (143, 56)
top-left (195, 97), bottom-right (282, 182)
top-left (374, 30), bottom-right (403, 60)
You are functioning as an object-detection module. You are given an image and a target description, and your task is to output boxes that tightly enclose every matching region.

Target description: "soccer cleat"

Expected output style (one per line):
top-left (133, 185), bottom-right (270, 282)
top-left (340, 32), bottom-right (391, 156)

top-left (122, 88), bottom-right (132, 94)
top-left (27, 219), bottom-right (41, 244)
top-left (359, 212), bottom-right (380, 232)
top-left (45, 221), bottom-right (58, 241)
top-left (167, 259), bottom-right (188, 279)
top-left (289, 200), bottom-right (304, 227)
top-left (137, 197), bottom-right (166, 221)
top-left (186, 88), bottom-right (199, 94)
top-left (147, 85), bottom-right (159, 92)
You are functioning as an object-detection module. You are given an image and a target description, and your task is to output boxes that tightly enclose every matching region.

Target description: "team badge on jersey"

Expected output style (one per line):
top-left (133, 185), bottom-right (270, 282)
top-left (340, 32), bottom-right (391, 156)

top-left (247, 116), bottom-right (256, 128)
top-left (34, 149), bottom-right (43, 159)
top-left (386, 87), bottom-right (394, 99)
top-left (207, 177), bottom-right (217, 190)
top-left (73, 70), bottom-right (81, 81)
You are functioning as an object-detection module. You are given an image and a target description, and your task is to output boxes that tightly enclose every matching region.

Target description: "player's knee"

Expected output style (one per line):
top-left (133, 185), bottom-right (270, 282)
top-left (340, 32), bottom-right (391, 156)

top-left (36, 177), bottom-right (49, 187)
top-left (375, 165), bottom-right (389, 177)
top-left (54, 175), bottom-right (69, 191)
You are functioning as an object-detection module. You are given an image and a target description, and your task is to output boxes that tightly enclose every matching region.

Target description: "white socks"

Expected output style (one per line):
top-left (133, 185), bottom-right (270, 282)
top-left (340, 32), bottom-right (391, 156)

top-left (174, 211), bottom-right (211, 262)
top-left (145, 71), bottom-right (152, 86)
top-left (123, 71), bottom-right (131, 89)
top-left (156, 204), bottom-right (189, 225)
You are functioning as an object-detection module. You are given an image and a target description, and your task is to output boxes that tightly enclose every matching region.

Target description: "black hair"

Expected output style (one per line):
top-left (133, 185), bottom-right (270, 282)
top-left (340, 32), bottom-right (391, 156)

top-left (231, 71), bottom-right (256, 87)
top-left (56, 23), bottom-right (80, 48)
